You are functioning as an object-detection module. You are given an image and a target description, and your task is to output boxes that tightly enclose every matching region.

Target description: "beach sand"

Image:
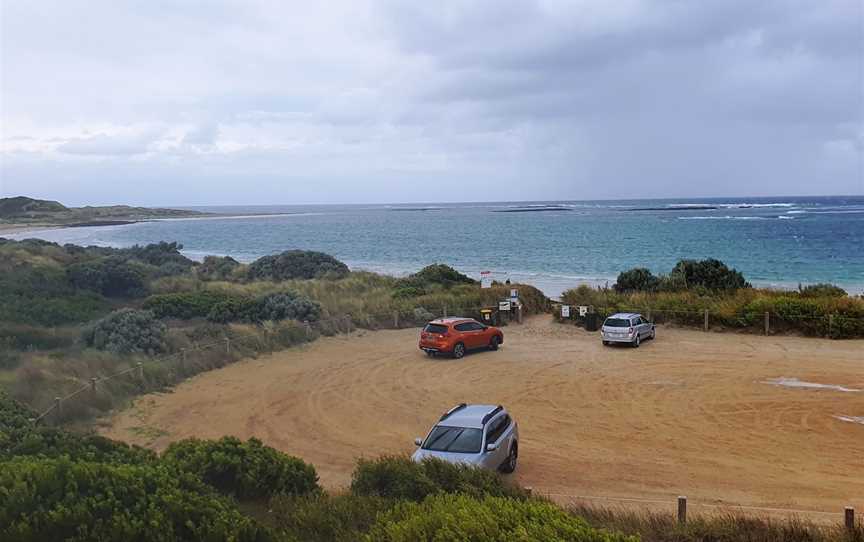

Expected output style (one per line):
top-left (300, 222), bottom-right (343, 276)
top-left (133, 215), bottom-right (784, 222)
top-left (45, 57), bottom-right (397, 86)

top-left (99, 316), bottom-right (864, 517)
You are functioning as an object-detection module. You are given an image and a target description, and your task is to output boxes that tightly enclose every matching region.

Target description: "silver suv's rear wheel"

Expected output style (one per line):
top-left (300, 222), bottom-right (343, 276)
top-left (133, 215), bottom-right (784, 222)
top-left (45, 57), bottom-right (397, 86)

top-left (453, 343), bottom-right (465, 359)
top-left (633, 334), bottom-right (641, 348)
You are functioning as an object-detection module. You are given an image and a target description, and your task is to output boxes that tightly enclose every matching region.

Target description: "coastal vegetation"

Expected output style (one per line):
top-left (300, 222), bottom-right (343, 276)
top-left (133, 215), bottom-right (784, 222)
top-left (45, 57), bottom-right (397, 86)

top-left (0, 237), bottom-right (546, 424)
top-left (1, 392), bottom-right (859, 542)
top-left (561, 259), bottom-right (863, 338)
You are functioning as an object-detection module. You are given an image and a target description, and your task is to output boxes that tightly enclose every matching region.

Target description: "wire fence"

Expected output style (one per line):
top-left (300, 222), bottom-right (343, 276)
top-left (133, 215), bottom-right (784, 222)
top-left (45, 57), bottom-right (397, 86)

top-left (532, 489), bottom-right (859, 529)
top-left (556, 304), bottom-right (864, 339)
top-left (26, 304), bottom-right (514, 425)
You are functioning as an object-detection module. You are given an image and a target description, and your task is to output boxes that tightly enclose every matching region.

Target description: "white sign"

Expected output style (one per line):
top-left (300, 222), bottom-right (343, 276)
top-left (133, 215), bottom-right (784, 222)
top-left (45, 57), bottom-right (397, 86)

top-left (561, 305), bottom-right (570, 318)
top-left (480, 271), bottom-right (492, 289)
top-left (510, 288), bottom-right (518, 300)
top-left (498, 300), bottom-right (511, 311)
top-left (579, 306), bottom-right (588, 317)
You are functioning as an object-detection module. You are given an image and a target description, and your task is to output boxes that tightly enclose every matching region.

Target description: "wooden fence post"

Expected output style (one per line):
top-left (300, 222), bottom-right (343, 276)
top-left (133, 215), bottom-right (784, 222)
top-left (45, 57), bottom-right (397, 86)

top-left (443, 305), bottom-right (448, 318)
top-left (181, 348), bottom-right (187, 364)
top-left (137, 361), bottom-right (144, 381)
top-left (54, 396), bottom-right (62, 423)
top-left (828, 314), bottom-right (834, 338)
top-left (394, 311), bottom-right (399, 328)
top-left (225, 337), bottom-right (231, 354)
top-left (846, 507), bottom-right (855, 531)
top-left (703, 309), bottom-right (709, 332)
top-left (677, 496), bottom-right (687, 524)
top-left (304, 320), bottom-right (311, 338)
top-left (90, 377), bottom-right (97, 394)
top-left (764, 312), bottom-right (770, 335)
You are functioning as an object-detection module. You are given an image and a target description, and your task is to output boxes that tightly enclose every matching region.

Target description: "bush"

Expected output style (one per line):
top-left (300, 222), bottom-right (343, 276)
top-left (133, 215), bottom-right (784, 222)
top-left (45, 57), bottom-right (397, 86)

top-left (366, 494), bottom-right (637, 542)
top-left (144, 290), bottom-right (244, 319)
top-left (198, 255), bottom-right (241, 280)
top-left (247, 250), bottom-right (349, 281)
top-left (799, 283), bottom-right (848, 298)
top-left (162, 436), bottom-right (320, 500)
top-left (258, 292), bottom-right (321, 322)
top-left (67, 257), bottom-right (147, 298)
top-left (119, 241), bottom-right (194, 269)
top-left (270, 494), bottom-right (394, 542)
top-left (350, 456), bottom-right (524, 502)
top-left (82, 309), bottom-right (167, 354)
top-left (614, 268), bottom-right (659, 293)
top-left (0, 458), bottom-right (266, 542)
top-left (207, 297), bottom-right (260, 323)
top-left (669, 258), bottom-right (750, 291)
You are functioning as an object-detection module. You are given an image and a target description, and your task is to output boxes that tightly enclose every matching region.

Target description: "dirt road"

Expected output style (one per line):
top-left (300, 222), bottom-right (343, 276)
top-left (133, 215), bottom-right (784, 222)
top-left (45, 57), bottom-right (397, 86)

top-left (101, 317), bottom-right (864, 515)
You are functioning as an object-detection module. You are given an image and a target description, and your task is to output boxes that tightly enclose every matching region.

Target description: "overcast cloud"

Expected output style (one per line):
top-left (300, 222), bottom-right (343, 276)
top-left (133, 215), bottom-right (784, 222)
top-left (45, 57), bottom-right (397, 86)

top-left (1, 0), bottom-right (862, 205)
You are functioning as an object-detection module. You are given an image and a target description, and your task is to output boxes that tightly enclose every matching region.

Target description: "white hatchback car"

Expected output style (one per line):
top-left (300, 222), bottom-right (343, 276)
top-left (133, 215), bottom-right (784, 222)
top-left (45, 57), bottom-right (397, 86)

top-left (601, 312), bottom-right (655, 347)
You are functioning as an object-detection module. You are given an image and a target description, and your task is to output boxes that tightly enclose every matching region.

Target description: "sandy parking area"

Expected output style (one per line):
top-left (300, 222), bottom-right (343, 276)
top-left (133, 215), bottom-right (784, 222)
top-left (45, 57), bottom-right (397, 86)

top-left (101, 317), bottom-right (864, 515)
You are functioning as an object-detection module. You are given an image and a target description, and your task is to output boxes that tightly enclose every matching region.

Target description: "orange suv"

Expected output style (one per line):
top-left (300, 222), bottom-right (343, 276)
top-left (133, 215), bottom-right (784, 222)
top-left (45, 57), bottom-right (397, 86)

top-left (419, 317), bottom-right (504, 359)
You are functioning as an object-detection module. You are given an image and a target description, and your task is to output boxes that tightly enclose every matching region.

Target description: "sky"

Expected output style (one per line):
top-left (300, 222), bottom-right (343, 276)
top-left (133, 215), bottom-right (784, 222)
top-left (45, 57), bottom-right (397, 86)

top-left (1, 0), bottom-right (862, 206)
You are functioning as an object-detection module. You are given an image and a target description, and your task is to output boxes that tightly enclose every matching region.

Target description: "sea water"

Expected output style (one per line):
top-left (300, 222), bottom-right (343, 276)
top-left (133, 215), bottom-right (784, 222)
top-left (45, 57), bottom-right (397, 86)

top-left (8, 195), bottom-right (863, 298)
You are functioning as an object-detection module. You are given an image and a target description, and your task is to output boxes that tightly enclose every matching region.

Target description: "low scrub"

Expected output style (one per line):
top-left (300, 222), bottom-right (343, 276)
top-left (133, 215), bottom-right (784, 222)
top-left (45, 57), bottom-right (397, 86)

top-left (560, 286), bottom-right (864, 338)
top-left (82, 308), bottom-right (167, 354)
top-left (570, 504), bottom-right (863, 542)
top-left (0, 458), bottom-right (267, 542)
top-left (269, 493), bottom-right (395, 542)
top-left (247, 250), bottom-right (349, 281)
top-left (366, 493), bottom-right (637, 542)
top-left (350, 455), bottom-right (525, 502)
top-left (162, 436), bottom-right (320, 500)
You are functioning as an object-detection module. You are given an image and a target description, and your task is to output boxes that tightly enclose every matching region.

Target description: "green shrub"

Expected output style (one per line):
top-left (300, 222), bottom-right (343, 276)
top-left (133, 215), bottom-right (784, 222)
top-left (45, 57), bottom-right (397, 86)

top-left (799, 283), bottom-right (848, 298)
top-left (669, 258), bottom-right (750, 291)
top-left (162, 436), bottom-right (320, 500)
top-left (350, 456), bottom-right (524, 502)
top-left (144, 290), bottom-right (244, 319)
top-left (247, 250), bottom-right (349, 281)
top-left (410, 264), bottom-right (476, 286)
top-left (0, 458), bottom-right (267, 542)
top-left (198, 255), bottom-right (241, 280)
top-left (614, 268), bottom-right (659, 293)
top-left (67, 256), bottom-right (147, 298)
top-left (270, 493), bottom-right (394, 542)
top-left (258, 292), bottom-right (321, 322)
top-left (207, 297), bottom-right (260, 323)
top-left (118, 241), bottom-right (194, 269)
top-left (366, 494), bottom-right (637, 542)
top-left (82, 309), bottom-right (167, 354)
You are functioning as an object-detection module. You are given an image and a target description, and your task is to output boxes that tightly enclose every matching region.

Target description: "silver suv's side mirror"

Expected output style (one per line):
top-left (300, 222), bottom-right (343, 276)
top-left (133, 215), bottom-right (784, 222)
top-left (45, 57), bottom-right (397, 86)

top-left (414, 437), bottom-right (423, 447)
top-left (485, 442), bottom-right (499, 452)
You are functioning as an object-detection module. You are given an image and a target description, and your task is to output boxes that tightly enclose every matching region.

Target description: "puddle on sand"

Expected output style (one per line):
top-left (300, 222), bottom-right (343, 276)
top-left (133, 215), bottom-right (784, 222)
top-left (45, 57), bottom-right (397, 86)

top-left (834, 416), bottom-right (864, 426)
top-left (761, 377), bottom-right (861, 393)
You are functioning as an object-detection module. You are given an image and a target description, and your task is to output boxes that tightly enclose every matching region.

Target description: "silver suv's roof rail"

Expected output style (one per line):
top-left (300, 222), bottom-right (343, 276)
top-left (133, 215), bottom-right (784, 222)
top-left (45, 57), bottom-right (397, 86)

top-left (440, 403), bottom-right (468, 421)
top-left (481, 405), bottom-right (503, 425)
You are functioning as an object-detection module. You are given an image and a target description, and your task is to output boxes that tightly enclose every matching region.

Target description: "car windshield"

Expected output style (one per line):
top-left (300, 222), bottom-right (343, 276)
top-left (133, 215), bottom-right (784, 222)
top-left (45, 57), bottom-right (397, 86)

top-left (422, 425), bottom-right (483, 453)
top-left (604, 318), bottom-right (631, 327)
top-left (424, 324), bottom-right (448, 334)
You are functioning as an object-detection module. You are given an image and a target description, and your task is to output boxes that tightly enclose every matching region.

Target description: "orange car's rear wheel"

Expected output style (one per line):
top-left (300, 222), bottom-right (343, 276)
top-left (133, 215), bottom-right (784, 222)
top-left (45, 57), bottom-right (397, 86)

top-left (488, 335), bottom-right (500, 351)
top-left (452, 342), bottom-right (465, 359)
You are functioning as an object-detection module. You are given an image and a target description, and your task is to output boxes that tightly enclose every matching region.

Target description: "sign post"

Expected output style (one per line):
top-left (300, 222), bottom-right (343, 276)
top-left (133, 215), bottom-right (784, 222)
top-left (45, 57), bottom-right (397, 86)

top-left (561, 305), bottom-right (570, 318)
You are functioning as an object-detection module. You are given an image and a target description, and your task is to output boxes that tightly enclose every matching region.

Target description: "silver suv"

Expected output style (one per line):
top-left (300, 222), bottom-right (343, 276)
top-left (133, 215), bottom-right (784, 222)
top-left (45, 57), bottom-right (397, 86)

top-left (601, 312), bottom-right (655, 347)
top-left (412, 404), bottom-right (519, 473)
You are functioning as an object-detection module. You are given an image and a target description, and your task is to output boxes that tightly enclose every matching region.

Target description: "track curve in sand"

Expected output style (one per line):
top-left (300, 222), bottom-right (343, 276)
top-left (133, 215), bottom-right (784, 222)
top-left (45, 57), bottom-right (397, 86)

top-left (100, 317), bottom-right (864, 513)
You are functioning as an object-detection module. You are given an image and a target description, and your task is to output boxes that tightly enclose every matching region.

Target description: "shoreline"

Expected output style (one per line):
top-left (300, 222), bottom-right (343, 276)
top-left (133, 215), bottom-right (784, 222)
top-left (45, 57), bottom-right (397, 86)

top-left (4, 220), bottom-right (862, 298)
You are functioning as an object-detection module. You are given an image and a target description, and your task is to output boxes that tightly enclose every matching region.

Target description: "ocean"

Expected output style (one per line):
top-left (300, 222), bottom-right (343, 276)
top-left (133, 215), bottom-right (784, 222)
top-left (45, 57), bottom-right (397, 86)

top-left (8, 195), bottom-right (864, 298)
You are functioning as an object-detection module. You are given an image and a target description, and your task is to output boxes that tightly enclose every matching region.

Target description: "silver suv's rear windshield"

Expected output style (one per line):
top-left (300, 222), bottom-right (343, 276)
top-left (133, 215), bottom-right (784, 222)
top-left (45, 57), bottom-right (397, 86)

top-left (424, 324), bottom-right (448, 334)
top-left (422, 425), bottom-right (482, 453)
top-left (604, 318), bottom-right (631, 327)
